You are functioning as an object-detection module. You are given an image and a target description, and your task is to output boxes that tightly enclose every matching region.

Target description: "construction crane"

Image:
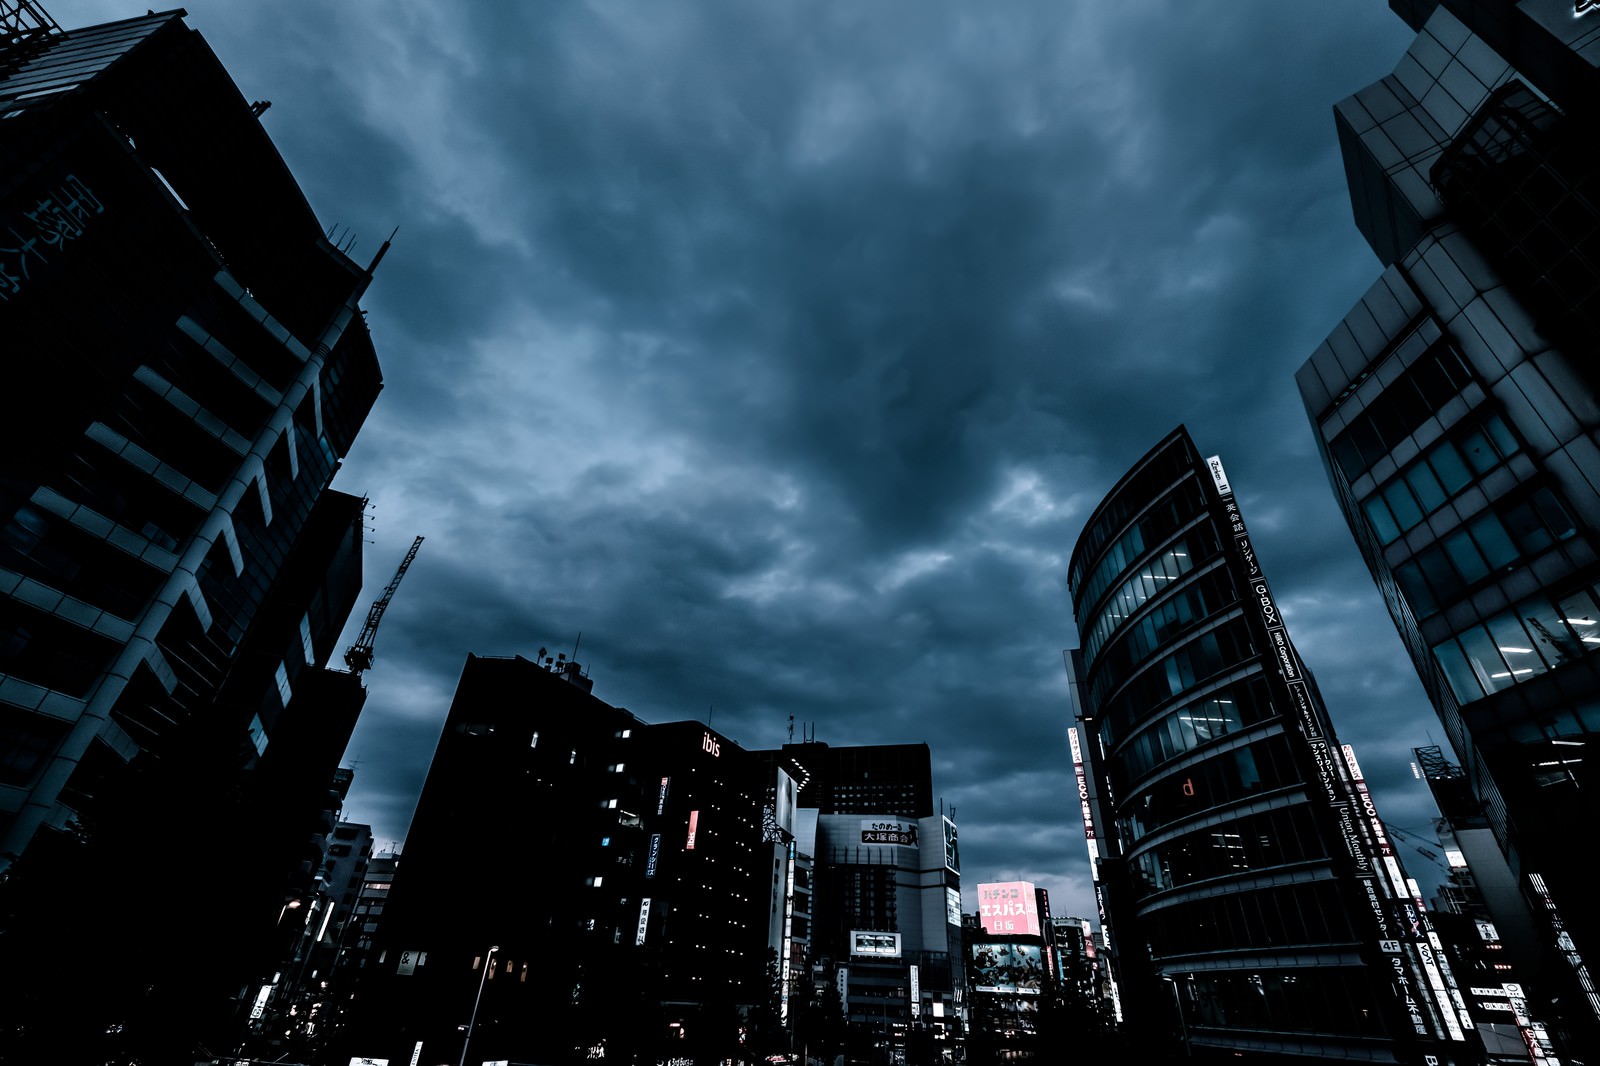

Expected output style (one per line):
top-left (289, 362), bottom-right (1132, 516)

top-left (344, 534), bottom-right (424, 674)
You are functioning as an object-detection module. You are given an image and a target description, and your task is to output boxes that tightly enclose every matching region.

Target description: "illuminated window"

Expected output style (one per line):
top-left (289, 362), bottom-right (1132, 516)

top-left (274, 662), bottom-right (292, 706)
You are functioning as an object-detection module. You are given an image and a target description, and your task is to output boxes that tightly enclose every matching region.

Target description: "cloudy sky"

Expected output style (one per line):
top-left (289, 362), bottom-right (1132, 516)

top-left (64, 0), bottom-right (1449, 918)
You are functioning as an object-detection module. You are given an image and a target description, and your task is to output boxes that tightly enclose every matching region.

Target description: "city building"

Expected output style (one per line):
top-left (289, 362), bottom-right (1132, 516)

top-left (1296, 0), bottom-right (1600, 1053)
top-left (1413, 747), bottom-right (1561, 1063)
top-left (1066, 426), bottom-right (1473, 1062)
top-left (342, 652), bottom-right (785, 1066)
top-left (0, 5), bottom-right (387, 1060)
top-left (768, 741), bottom-right (965, 1062)
top-left (965, 881), bottom-right (1052, 1061)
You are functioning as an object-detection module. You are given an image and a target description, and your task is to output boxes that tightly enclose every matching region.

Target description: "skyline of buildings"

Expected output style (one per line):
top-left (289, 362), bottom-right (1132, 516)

top-left (340, 651), bottom-right (979, 1065)
top-left (7, 0), bottom-right (1600, 1063)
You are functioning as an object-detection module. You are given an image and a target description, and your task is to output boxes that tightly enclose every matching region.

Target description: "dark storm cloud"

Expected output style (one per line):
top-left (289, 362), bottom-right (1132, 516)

top-left (54, 0), bottom-right (1447, 912)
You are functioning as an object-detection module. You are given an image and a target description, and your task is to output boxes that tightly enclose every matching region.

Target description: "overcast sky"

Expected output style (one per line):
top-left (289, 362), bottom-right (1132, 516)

top-left (62, 0), bottom-right (1448, 918)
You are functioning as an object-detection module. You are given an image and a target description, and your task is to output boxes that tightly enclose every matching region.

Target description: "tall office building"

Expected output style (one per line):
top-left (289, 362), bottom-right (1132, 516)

top-left (345, 653), bottom-right (783, 1066)
top-left (1067, 427), bottom-right (1471, 1063)
top-left (0, 6), bottom-right (384, 1059)
top-left (1296, 1), bottom-right (1600, 1052)
top-left (765, 741), bottom-right (966, 1060)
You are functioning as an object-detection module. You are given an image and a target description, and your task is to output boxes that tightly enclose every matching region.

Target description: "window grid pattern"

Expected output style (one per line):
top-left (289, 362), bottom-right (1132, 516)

top-left (1074, 479), bottom-right (1205, 625)
top-left (1084, 548), bottom-right (1230, 680)
top-left (1393, 485), bottom-right (1576, 618)
top-left (1432, 577), bottom-right (1600, 704)
top-left (1115, 675), bottom-right (1277, 783)
top-left (1133, 802), bottom-right (1325, 897)
top-left (1360, 411), bottom-right (1519, 544)
top-left (1119, 731), bottom-right (1301, 846)
top-left (1329, 341), bottom-right (1474, 483)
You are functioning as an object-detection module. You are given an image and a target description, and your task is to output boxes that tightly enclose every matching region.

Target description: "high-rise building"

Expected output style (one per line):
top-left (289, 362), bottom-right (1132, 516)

top-left (766, 741), bottom-right (964, 1060)
top-left (344, 653), bottom-right (783, 1066)
top-left (1066, 426), bottom-right (1472, 1063)
top-left (0, 6), bottom-right (384, 1059)
top-left (1412, 747), bottom-right (1561, 1062)
top-left (777, 740), bottom-right (935, 817)
top-left (1296, 1), bottom-right (1600, 1052)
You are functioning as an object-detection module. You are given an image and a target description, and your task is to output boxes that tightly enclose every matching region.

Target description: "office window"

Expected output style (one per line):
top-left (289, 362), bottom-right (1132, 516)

top-left (1433, 582), bottom-right (1600, 703)
top-left (1394, 489), bottom-right (1576, 617)
top-left (1330, 341), bottom-right (1474, 482)
top-left (1361, 413), bottom-right (1519, 544)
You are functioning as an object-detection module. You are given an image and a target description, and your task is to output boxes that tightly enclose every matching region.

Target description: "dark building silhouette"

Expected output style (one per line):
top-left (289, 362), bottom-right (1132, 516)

top-left (0, 6), bottom-right (385, 1059)
top-left (776, 740), bottom-right (934, 817)
top-left (344, 653), bottom-right (781, 1066)
top-left (763, 741), bottom-right (966, 1061)
top-left (1066, 427), bottom-right (1473, 1063)
top-left (1297, 1), bottom-right (1600, 1053)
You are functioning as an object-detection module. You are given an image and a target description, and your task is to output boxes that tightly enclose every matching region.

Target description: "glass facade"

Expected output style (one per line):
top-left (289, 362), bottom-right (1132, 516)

top-left (1069, 427), bottom-right (1470, 1062)
top-left (1298, 5), bottom-right (1600, 1054)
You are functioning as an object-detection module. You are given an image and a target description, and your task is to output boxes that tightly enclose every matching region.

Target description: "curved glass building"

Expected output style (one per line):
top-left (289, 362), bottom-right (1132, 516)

top-left (1066, 427), bottom-right (1471, 1063)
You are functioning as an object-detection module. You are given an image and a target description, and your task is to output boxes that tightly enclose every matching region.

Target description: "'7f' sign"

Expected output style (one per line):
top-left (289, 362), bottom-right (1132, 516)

top-left (1581, 0), bottom-right (1598, 14)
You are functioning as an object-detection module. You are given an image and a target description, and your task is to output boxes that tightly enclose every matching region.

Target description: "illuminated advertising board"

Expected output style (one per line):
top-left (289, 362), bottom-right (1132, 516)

top-left (946, 887), bottom-right (962, 927)
top-left (656, 776), bottom-right (670, 815)
top-left (636, 898), bottom-right (651, 946)
top-left (977, 881), bottom-right (1041, 937)
top-left (686, 810), bottom-right (699, 850)
top-left (850, 930), bottom-right (902, 958)
top-left (646, 833), bottom-right (662, 878)
top-left (860, 819), bottom-right (917, 846)
top-left (971, 941), bottom-right (1043, 995)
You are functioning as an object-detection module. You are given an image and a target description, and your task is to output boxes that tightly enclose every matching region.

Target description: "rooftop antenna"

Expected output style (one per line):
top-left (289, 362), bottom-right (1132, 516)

top-left (344, 534), bottom-right (425, 673)
top-left (1, 0), bottom-right (63, 53)
top-left (788, 715), bottom-right (794, 744)
top-left (571, 631), bottom-right (582, 662)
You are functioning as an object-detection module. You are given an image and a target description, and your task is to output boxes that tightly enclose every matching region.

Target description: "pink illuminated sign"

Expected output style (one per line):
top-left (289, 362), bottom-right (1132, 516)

top-left (977, 881), bottom-right (1041, 937)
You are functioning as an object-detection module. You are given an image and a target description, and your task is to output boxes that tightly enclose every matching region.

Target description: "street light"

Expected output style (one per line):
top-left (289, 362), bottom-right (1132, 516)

top-left (459, 945), bottom-right (499, 1066)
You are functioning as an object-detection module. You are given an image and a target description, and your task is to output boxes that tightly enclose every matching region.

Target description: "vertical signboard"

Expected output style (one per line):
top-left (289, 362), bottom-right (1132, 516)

top-left (1067, 726), bottom-right (1101, 882)
top-left (685, 810), bottom-right (699, 850)
top-left (636, 898), bottom-right (652, 946)
top-left (909, 964), bottom-right (921, 1018)
top-left (646, 833), bottom-right (662, 878)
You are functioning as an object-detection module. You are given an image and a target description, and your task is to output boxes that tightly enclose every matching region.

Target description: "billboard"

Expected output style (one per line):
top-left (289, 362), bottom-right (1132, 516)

top-left (860, 818), bottom-right (917, 846)
top-left (943, 817), bottom-right (960, 872)
top-left (971, 941), bottom-right (1044, 995)
top-left (850, 930), bottom-right (902, 958)
top-left (977, 881), bottom-right (1041, 937)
